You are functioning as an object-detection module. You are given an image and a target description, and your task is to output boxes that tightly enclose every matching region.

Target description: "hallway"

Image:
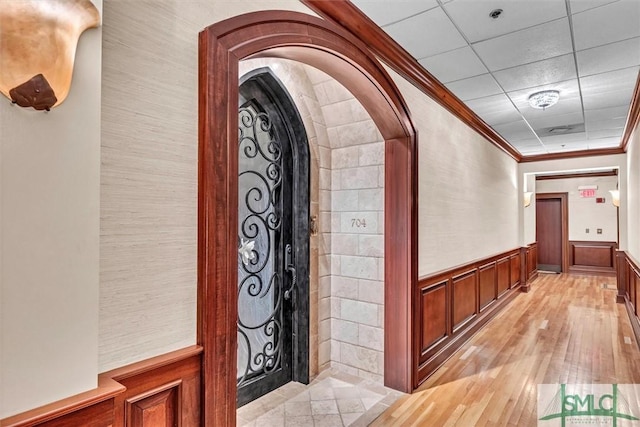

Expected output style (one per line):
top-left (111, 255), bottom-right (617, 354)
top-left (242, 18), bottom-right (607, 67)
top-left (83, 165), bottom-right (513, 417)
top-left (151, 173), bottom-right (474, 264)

top-left (373, 273), bottom-right (640, 426)
top-left (237, 273), bottom-right (640, 426)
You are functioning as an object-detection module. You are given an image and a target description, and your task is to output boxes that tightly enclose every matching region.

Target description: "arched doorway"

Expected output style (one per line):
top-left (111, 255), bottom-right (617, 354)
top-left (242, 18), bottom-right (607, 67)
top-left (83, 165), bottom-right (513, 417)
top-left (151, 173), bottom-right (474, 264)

top-left (198, 11), bottom-right (417, 425)
top-left (236, 67), bottom-right (311, 406)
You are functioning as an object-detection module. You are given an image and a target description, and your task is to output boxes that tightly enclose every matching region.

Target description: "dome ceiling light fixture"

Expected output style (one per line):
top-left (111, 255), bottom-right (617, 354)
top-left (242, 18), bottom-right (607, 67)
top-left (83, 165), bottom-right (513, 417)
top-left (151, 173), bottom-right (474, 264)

top-left (528, 90), bottom-right (560, 110)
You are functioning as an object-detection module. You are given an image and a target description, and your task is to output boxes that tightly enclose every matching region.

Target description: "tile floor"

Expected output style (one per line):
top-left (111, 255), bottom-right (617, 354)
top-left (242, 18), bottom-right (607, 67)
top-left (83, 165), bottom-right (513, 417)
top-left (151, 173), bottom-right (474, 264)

top-left (237, 369), bottom-right (405, 426)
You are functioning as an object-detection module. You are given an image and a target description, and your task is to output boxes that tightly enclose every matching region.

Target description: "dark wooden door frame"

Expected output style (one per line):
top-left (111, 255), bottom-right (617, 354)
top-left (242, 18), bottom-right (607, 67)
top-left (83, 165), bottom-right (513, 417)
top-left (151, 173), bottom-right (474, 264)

top-left (536, 193), bottom-right (569, 273)
top-left (198, 11), bottom-right (418, 426)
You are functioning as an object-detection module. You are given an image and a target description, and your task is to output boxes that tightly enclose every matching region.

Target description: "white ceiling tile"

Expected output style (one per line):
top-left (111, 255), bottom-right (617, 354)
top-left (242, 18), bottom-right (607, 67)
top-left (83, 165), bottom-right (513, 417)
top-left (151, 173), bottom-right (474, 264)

top-left (580, 67), bottom-right (640, 95)
top-left (546, 142), bottom-right (590, 152)
top-left (583, 89), bottom-right (634, 110)
top-left (527, 111), bottom-right (585, 130)
top-left (584, 105), bottom-right (630, 121)
top-left (587, 129), bottom-right (624, 139)
top-left (493, 120), bottom-right (538, 141)
top-left (514, 139), bottom-right (544, 147)
top-left (572, 0), bottom-right (640, 50)
top-left (445, 73), bottom-right (503, 101)
top-left (517, 145), bottom-right (547, 155)
top-left (586, 117), bottom-right (628, 132)
top-left (419, 46), bottom-right (488, 83)
top-left (541, 132), bottom-right (588, 144)
top-left (512, 137), bottom-right (545, 147)
top-left (465, 93), bottom-right (522, 125)
top-left (587, 137), bottom-right (622, 148)
top-left (569, 0), bottom-right (618, 15)
top-left (351, 0), bottom-right (439, 27)
top-left (493, 54), bottom-right (577, 92)
top-left (443, 0), bottom-right (566, 43)
top-left (384, 7), bottom-right (467, 59)
top-left (515, 142), bottom-right (546, 153)
top-left (577, 38), bottom-right (640, 77)
top-left (472, 18), bottom-right (573, 71)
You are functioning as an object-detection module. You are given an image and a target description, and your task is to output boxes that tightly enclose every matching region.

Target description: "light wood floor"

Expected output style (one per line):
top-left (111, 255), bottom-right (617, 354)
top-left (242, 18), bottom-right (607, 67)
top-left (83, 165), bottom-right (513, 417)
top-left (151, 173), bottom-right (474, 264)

top-left (372, 273), bottom-right (640, 426)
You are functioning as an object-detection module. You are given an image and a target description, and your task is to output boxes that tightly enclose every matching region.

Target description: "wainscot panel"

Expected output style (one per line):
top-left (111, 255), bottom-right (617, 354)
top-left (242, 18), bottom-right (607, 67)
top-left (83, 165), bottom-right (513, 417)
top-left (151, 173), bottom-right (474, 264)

top-left (616, 251), bottom-right (640, 350)
top-left (0, 346), bottom-right (202, 427)
top-left (479, 262), bottom-right (497, 312)
top-left (452, 270), bottom-right (477, 331)
top-left (415, 247), bottom-right (536, 388)
top-left (510, 253), bottom-right (521, 289)
top-left (523, 243), bottom-right (538, 292)
top-left (496, 257), bottom-right (510, 297)
top-left (419, 280), bottom-right (448, 357)
top-left (107, 346), bottom-right (201, 427)
top-left (569, 241), bottom-right (617, 276)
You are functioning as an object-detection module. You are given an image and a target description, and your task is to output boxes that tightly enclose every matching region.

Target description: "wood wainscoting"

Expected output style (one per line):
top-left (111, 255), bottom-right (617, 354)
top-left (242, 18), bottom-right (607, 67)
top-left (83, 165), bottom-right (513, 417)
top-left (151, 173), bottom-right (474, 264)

top-left (616, 251), bottom-right (640, 349)
top-left (523, 242), bottom-right (538, 291)
top-left (569, 241), bottom-right (617, 276)
top-left (1, 346), bottom-right (202, 427)
top-left (414, 245), bottom-right (537, 388)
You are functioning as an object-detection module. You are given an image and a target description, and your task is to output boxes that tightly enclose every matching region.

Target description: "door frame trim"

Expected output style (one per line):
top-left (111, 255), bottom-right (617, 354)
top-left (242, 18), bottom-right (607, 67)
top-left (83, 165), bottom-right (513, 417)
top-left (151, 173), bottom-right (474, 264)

top-left (198, 11), bottom-right (418, 426)
top-left (536, 192), bottom-right (569, 273)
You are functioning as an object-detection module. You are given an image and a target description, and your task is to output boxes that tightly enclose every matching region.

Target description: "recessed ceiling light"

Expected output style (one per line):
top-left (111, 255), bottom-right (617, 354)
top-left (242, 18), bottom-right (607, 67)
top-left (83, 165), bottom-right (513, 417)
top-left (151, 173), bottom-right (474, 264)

top-left (528, 90), bottom-right (560, 110)
top-left (489, 8), bottom-right (503, 19)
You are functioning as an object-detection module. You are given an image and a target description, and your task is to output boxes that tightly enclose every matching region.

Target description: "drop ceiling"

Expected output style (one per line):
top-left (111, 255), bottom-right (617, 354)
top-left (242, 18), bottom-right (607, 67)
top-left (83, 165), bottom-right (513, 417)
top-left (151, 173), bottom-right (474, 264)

top-left (351, 0), bottom-right (640, 156)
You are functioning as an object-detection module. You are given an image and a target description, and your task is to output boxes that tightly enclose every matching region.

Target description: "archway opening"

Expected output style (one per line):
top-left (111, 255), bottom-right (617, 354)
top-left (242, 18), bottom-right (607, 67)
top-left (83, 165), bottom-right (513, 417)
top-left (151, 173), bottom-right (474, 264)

top-left (198, 11), bottom-right (418, 425)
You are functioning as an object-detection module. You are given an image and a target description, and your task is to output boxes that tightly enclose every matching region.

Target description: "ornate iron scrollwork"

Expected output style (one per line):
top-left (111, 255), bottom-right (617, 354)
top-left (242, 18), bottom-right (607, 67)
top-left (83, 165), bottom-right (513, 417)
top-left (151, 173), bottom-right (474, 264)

top-left (237, 103), bottom-right (284, 386)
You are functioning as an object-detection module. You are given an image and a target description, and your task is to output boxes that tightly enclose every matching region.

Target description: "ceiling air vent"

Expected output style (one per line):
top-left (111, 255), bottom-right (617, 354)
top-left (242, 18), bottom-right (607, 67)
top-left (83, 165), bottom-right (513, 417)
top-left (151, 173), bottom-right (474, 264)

top-left (536, 123), bottom-right (585, 138)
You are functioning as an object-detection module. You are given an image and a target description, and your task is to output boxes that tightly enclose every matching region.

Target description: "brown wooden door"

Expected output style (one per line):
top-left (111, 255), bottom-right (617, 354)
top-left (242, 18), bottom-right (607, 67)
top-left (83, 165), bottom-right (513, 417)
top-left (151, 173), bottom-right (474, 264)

top-left (536, 197), bottom-right (563, 272)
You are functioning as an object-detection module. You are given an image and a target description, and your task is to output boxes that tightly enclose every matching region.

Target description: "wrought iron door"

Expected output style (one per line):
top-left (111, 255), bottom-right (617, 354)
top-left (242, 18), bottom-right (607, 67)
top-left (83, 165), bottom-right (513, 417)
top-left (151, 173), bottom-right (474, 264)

top-left (237, 69), bottom-right (309, 406)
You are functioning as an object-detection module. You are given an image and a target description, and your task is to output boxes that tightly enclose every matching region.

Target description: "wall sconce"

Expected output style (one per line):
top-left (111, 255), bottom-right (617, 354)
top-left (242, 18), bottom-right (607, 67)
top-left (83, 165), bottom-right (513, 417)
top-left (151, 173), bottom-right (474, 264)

top-left (0, 0), bottom-right (100, 111)
top-left (524, 192), bottom-right (533, 208)
top-left (609, 190), bottom-right (620, 207)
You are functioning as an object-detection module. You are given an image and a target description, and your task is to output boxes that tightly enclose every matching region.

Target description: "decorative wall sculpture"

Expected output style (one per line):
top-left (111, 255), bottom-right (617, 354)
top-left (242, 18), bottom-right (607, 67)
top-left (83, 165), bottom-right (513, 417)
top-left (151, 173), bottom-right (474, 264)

top-left (0, 0), bottom-right (100, 110)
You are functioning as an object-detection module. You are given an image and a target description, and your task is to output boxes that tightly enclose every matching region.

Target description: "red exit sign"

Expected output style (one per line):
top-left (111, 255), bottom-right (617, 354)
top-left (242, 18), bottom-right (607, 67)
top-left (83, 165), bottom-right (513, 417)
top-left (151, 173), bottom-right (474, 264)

top-left (580, 189), bottom-right (596, 198)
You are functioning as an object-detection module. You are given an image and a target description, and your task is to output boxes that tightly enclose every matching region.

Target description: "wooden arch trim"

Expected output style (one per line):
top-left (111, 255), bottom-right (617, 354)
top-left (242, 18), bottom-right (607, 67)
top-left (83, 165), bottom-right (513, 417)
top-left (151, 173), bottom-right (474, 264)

top-left (198, 10), bottom-right (418, 426)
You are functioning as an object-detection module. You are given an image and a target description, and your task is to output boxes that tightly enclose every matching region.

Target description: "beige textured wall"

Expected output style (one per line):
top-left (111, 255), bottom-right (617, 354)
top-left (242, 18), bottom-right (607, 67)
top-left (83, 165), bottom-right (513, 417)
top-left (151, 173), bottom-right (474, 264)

top-left (0, 0), bottom-right (102, 418)
top-left (385, 68), bottom-right (520, 277)
top-left (627, 126), bottom-right (640, 259)
top-left (99, 0), bottom-right (315, 372)
top-left (536, 176), bottom-right (619, 242)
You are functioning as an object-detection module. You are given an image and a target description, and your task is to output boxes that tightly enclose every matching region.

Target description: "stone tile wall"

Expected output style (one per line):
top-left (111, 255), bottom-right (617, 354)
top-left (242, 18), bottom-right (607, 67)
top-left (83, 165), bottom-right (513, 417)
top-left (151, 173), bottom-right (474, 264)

top-left (307, 68), bottom-right (385, 383)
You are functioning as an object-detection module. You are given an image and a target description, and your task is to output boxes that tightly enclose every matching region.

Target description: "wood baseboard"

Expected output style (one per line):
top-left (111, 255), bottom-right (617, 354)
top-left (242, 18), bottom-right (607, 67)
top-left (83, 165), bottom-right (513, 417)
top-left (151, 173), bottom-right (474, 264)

top-left (568, 266), bottom-right (617, 277)
top-left (1, 346), bottom-right (202, 427)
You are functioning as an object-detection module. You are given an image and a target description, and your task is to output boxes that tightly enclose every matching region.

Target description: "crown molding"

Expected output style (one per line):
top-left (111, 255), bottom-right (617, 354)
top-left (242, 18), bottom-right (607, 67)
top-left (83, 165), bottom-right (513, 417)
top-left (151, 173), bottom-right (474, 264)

top-left (520, 147), bottom-right (625, 163)
top-left (535, 169), bottom-right (618, 180)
